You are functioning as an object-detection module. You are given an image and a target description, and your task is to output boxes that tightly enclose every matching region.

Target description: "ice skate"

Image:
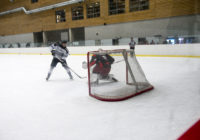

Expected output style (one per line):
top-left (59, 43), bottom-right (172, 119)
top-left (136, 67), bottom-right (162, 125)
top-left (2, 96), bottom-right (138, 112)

top-left (46, 73), bottom-right (51, 81)
top-left (68, 72), bottom-right (73, 80)
top-left (111, 77), bottom-right (118, 82)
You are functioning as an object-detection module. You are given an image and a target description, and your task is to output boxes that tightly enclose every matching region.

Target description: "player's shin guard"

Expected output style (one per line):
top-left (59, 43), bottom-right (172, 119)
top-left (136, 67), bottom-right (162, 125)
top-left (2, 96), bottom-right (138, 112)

top-left (68, 71), bottom-right (73, 80)
top-left (46, 66), bottom-right (54, 81)
top-left (64, 66), bottom-right (73, 80)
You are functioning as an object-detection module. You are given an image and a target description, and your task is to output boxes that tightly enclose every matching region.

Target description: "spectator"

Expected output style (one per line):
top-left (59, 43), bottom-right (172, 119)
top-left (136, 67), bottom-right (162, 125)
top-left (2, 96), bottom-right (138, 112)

top-left (17, 43), bottom-right (21, 48)
top-left (8, 44), bottom-right (13, 48)
top-left (150, 40), bottom-right (155, 44)
top-left (26, 42), bottom-right (30, 47)
top-left (129, 37), bottom-right (136, 57)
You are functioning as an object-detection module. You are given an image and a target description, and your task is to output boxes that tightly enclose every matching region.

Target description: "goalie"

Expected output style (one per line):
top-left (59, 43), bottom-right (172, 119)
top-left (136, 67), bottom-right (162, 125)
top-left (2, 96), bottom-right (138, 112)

top-left (89, 49), bottom-right (118, 84)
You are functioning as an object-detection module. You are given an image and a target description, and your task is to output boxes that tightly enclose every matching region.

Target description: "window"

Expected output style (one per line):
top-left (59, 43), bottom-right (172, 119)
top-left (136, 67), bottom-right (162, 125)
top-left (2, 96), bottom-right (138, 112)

top-left (55, 10), bottom-right (66, 23)
top-left (129, 0), bottom-right (149, 12)
top-left (31, 0), bottom-right (38, 3)
top-left (109, 0), bottom-right (125, 15)
top-left (87, 2), bottom-right (100, 18)
top-left (72, 6), bottom-right (84, 20)
top-left (112, 38), bottom-right (119, 45)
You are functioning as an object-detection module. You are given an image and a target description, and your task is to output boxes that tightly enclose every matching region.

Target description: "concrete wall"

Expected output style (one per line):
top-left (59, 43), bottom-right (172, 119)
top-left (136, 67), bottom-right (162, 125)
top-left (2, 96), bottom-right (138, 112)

top-left (85, 15), bottom-right (200, 41)
top-left (0, 33), bottom-right (33, 44)
top-left (0, 44), bottom-right (200, 57)
top-left (1, 15), bottom-right (199, 44)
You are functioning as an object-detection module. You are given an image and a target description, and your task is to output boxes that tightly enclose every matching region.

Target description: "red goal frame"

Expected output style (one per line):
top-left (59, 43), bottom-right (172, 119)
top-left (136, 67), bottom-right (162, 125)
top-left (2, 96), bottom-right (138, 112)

top-left (87, 49), bottom-right (154, 101)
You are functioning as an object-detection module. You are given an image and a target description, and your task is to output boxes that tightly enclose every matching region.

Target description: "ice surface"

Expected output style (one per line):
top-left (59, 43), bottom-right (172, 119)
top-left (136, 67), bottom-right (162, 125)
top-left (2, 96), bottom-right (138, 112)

top-left (0, 54), bottom-right (200, 140)
top-left (91, 82), bottom-right (137, 97)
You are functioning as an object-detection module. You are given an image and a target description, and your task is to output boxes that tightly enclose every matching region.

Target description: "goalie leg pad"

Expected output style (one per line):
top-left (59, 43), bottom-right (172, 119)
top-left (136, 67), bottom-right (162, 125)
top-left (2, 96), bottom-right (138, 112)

top-left (82, 61), bottom-right (88, 69)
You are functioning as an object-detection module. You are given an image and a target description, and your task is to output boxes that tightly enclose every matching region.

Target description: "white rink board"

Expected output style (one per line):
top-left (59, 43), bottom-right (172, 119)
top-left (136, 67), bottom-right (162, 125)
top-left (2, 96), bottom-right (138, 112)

top-left (0, 44), bottom-right (200, 56)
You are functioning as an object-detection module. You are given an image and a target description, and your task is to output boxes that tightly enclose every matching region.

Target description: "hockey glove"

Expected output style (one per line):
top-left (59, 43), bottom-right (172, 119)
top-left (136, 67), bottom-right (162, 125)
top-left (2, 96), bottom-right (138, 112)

top-left (51, 50), bottom-right (56, 56)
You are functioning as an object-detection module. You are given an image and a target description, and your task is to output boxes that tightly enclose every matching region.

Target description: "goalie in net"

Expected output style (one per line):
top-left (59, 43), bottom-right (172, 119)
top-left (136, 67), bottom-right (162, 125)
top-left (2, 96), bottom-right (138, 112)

top-left (89, 48), bottom-right (118, 84)
top-left (87, 49), bottom-right (153, 101)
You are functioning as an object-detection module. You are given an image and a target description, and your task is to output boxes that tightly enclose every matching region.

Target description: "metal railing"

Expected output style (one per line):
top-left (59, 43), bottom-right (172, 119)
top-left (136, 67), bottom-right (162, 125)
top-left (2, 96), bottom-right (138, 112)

top-left (0, 35), bottom-right (200, 48)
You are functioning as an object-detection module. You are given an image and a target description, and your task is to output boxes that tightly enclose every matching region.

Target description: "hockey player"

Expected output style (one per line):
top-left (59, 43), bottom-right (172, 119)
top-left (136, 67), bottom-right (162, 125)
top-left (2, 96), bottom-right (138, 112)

top-left (129, 37), bottom-right (136, 57)
top-left (89, 49), bottom-right (117, 84)
top-left (46, 40), bottom-right (73, 81)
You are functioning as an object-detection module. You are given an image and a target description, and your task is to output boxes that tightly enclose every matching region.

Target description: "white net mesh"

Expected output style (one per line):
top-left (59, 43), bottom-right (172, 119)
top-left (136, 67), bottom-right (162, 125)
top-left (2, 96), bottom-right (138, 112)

top-left (87, 49), bottom-right (153, 101)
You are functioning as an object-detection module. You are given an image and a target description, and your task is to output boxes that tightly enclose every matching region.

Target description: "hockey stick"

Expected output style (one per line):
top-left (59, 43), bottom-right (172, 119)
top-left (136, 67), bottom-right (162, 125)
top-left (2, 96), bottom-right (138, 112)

top-left (68, 67), bottom-right (87, 79)
top-left (54, 56), bottom-right (87, 79)
top-left (53, 56), bottom-right (64, 62)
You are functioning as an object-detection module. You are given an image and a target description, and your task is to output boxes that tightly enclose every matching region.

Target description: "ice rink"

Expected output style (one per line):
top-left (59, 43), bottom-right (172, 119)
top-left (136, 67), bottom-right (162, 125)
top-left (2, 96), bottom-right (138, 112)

top-left (0, 54), bottom-right (200, 140)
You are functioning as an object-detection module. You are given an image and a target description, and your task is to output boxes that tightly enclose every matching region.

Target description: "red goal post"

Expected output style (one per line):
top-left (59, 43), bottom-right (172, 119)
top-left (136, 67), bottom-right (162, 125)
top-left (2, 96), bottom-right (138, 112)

top-left (87, 49), bottom-right (153, 101)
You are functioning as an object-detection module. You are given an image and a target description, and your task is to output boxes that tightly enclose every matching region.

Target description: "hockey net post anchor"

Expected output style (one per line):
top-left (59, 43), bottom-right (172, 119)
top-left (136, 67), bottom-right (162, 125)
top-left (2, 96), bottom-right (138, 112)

top-left (87, 49), bottom-right (153, 101)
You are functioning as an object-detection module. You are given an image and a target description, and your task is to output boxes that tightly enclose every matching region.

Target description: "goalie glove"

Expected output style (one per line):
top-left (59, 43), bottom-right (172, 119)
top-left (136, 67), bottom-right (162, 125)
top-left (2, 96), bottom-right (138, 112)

top-left (82, 61), bottom-right (88, 69)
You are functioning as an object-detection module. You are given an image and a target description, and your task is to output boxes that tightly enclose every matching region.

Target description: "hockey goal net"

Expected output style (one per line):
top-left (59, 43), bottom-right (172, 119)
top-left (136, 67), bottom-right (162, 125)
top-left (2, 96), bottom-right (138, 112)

top-left (87, 49), bottom-right (153, 101)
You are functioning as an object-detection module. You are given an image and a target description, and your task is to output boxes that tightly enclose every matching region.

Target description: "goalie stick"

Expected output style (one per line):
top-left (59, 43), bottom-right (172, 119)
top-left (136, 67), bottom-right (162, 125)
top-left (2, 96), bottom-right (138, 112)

top-left (113, 59), bottom-right (124, 64)
top-left (82, 59), bottom-right (124, 69)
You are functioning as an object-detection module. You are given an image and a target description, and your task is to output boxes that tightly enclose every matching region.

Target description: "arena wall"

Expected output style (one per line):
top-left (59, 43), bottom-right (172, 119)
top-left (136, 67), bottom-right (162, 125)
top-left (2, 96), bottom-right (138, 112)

top-left (0, 0), bottom-right (199, 36)
top-left (0, 44), bottom-right (200, 57)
